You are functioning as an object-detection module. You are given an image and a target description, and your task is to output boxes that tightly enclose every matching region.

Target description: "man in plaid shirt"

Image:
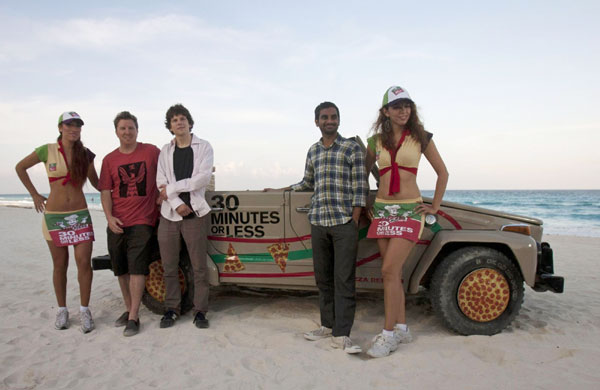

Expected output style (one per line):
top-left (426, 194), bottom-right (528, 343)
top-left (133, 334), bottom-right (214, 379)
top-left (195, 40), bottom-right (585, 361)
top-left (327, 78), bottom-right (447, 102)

top-left (267, 101), bottom-right (367, 353)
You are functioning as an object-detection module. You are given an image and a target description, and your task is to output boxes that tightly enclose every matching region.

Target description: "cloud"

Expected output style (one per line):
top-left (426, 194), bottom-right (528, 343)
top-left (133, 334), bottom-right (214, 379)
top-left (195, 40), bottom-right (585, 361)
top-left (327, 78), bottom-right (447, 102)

top-left (199, 107), bottom-right (291, 125)
top-left (40, 14), bottom-right (274, 49)
top-left (2, 5), bottom-right (599, 193)
top-left (249, 163), bottom-right (299, 179)
top-left (218, 161), bottom-right (245, 174)
top-left (0, 14), bottom-right (272, 63)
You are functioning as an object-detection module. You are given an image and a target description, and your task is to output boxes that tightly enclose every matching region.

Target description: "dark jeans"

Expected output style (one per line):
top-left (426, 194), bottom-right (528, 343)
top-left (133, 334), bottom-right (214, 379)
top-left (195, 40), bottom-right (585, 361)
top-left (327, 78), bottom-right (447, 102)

top-left (311, 221), bottom-right (359, 337)
top-left (157, 215), bottom-right (209, 314)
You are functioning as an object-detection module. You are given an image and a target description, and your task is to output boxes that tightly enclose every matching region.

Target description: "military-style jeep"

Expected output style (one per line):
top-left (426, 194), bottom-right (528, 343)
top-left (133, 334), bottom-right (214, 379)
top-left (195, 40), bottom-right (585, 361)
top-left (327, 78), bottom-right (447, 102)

top-left (93, 140), bottom-right (564, 336)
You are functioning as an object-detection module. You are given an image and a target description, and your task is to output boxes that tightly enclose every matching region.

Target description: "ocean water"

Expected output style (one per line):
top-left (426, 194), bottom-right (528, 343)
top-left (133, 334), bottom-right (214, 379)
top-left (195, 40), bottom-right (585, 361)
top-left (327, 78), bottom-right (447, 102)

top-left (422, 190), bottom-right (600, 237)
top-left (1, 190), bottom-right (599, 237)
top-left (0, 194), bottom-right (105, 212)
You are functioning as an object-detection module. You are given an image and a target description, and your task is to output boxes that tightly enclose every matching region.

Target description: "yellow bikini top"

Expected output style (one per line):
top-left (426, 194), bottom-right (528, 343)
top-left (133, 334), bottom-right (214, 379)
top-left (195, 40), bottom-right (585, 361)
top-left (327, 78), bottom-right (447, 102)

top-left (367, 133), bottom-right (425, 169)
top-left (367, 131), bottom-right (432, 195)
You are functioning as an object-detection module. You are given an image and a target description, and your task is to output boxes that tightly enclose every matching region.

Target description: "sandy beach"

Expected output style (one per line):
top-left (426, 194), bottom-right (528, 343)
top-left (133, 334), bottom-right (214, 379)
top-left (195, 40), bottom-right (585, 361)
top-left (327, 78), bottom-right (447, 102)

top-left (1, 205), bottom-right (599, 390)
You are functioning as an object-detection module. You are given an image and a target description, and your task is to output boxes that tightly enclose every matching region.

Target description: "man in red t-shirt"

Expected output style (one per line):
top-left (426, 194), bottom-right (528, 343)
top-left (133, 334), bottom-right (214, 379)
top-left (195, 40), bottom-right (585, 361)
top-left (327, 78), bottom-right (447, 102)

top-left (99, 111), bottom-right (160, 337)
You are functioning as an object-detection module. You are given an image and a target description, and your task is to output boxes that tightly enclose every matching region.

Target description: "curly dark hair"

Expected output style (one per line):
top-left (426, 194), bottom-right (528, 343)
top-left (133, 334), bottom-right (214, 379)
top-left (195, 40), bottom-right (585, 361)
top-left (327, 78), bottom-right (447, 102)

top-left (113, 111), bottom-right (138, 130)
top-left (165, 104), bottom-right (194, 134)
top-left (370, 100), bottom-right (430, 152)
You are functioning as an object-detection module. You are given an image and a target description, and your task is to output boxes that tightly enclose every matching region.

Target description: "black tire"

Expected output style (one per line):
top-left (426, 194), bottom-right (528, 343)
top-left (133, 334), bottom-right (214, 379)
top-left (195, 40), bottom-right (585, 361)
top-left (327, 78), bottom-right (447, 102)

top-left (430, 246), bottom-right (524, 335)
top-left (142, 246), bottom-right (194, 315)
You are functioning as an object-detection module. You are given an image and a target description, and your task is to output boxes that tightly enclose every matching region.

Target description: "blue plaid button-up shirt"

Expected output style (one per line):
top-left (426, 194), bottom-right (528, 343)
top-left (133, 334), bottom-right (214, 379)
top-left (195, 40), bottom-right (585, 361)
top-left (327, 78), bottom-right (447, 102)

top-left (291, 134), bottom-right (368, 227)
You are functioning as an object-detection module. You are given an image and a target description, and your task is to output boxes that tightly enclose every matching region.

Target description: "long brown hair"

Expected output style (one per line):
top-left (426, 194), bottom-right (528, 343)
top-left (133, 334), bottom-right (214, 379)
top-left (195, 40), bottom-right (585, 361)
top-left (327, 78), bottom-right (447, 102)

top-left (57, 134), bottom-right (89, 187)
top-left (370, 100), bottom-right (430, 152)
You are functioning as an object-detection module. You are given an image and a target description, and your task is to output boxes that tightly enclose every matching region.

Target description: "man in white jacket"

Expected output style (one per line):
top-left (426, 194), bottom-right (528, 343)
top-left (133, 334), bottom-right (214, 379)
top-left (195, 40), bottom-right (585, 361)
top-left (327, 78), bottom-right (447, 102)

top-left (156, 104), bottom-right (214, 329)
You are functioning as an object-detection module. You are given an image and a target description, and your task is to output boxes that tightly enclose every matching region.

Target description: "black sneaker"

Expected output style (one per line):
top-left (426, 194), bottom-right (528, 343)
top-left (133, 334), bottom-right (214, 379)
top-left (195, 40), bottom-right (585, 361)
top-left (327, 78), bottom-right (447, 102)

top-left (160, 310), bottom-right (178, 328)
top-left (193, 312), bottom-right (209, 329)
top-left (115, 311), bottom-right (129, 327)
top-left (123, 319), bottom-right (140, 337)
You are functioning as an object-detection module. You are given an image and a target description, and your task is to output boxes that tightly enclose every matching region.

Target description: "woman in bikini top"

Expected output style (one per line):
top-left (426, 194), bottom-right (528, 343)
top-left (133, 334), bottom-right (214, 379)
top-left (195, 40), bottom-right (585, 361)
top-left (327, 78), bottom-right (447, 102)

top-left (15, 111), bottom-right (99, 331)
top-left (33, 140), bottom-right (97, 211)
top-left (364, 86), bottom-right (449, 358)
top-left (367, 126), bottom-right (431, 197)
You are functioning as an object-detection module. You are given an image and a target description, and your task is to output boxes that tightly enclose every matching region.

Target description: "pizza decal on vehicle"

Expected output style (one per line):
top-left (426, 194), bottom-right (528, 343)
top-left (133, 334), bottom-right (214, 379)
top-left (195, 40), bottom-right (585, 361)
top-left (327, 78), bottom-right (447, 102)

top-left (267, 242), bottom-right (290, 272)
top-left (145, 259), bottom-right (186, 301)
top-left (223, 243), bottom-right (245, 272)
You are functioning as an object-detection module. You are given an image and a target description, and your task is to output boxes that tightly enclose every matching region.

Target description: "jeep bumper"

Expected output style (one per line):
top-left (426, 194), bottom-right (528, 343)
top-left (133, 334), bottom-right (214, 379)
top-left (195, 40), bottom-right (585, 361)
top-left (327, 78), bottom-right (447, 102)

top-left (533, 242), bottom-right (564, 293)
top-left (92, 255), bottom-right (112, 271)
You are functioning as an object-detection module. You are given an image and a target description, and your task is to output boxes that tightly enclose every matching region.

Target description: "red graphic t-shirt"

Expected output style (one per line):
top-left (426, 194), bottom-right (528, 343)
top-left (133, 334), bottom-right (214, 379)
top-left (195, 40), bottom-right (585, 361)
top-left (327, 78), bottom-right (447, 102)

top-left (99, 143), bottom-right (160, 227)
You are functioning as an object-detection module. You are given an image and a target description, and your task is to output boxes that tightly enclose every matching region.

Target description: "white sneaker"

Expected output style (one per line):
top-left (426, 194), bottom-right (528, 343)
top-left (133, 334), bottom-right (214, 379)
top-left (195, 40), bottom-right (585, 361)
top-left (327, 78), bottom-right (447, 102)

top-left (80, 309), bottom-right (95, 334)
top-left (303, 326), bottom-right (332, 341)
top-left (367, 333), bottom-right (399, 358)
top-left (331, 336), bottom-right (362, 354)
top-left (393, 325), bottom-right (413, 344)
top-left (55, 309), bottom-right (69, 330)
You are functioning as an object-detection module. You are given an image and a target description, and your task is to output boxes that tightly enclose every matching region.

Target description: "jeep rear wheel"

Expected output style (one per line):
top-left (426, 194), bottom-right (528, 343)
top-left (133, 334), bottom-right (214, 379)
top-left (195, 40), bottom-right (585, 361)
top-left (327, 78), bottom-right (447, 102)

top-left (430, 247), bottom-right (524, 335)
top-left (142, 250), bottom-right (194, 315)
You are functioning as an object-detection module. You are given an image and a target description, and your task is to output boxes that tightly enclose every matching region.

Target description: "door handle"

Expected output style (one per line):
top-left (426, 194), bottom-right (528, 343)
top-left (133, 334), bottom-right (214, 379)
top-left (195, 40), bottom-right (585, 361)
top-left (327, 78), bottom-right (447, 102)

top-left (296, 207), bottom-right (310, 213)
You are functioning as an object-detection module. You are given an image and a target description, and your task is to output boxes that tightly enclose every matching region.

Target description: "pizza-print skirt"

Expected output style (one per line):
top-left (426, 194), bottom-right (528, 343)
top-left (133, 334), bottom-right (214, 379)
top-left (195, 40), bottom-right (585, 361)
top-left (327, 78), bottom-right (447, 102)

top-left (366, 198), bottom-right (424, 242)
top-left (42, 208), bottom-right (94, 247)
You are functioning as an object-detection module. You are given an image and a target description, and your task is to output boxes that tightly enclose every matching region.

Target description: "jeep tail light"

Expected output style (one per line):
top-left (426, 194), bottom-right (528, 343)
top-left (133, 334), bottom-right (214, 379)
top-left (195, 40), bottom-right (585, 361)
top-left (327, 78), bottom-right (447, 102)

top-left (501, 224), bottom-right (532, 236)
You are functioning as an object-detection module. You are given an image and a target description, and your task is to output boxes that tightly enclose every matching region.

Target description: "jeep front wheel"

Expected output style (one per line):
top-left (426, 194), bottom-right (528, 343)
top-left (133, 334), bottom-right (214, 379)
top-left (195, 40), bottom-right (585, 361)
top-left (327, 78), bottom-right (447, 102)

top-left (142, 251), bottom-right (194, 315)
top-left (430, 246), bottom-right (524, 335)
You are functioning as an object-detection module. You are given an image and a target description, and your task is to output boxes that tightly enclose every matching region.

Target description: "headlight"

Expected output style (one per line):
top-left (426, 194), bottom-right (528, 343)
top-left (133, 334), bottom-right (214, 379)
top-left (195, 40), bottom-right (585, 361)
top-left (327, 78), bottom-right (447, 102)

top-left (425, 214), bottom-right (437, 226)
top-left (501, 224), bottom-right (532, 236)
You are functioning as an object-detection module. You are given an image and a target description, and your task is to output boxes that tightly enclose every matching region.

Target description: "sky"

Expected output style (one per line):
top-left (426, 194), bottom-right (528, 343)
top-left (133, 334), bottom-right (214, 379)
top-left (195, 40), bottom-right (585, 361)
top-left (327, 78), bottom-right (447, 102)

top-left (1, 0), bottom-right (599, 194)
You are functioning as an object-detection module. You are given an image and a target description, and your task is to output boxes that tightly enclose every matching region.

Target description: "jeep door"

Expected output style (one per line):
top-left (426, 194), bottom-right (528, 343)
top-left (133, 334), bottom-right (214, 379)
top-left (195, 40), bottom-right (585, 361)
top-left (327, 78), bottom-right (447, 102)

top-left (206, 190), bottom-right (315, 288)
top-left (288, 190), bottom-right (383, 290)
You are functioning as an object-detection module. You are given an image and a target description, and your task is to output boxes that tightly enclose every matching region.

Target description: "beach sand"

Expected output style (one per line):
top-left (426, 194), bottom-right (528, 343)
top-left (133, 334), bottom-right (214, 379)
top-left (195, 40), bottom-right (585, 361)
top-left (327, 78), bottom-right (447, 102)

top-left (1, 206), bottom-right (599, 390)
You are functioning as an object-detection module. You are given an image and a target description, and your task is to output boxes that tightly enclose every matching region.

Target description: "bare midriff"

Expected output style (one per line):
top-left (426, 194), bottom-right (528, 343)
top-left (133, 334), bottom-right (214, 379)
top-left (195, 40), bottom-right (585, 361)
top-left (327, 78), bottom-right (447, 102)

top-left (376, 170), bottom-right (421, 201)
top-left (45, 180), bottom-right (88, 212)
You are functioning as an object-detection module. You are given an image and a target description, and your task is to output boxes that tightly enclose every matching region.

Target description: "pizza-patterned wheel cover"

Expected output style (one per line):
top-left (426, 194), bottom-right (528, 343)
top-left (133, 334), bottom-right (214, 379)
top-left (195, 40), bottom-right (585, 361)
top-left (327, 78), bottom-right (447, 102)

top-left (145, 259), bottom-right (186, 303)
top-left (457, 268), bottom-right (511, 322)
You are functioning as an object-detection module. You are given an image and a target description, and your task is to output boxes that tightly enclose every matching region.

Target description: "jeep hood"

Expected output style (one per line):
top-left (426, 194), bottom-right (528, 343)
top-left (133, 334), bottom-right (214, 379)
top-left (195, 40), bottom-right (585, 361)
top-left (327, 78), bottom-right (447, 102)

top-left (423, 197), bottom-right (543, 226)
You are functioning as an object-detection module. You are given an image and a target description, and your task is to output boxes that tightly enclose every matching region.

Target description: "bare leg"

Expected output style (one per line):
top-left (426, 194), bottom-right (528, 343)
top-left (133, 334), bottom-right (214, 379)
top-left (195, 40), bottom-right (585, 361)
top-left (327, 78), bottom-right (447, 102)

top-left (118, 274), bottom-right (131, 312)
top-left (46, 241), bottom-right (69, 307)
top-left (377, 238), bottom-right (389, 259)
top-left (73, 241), bottom-right (93, 306)
top-left (380, 238), bottom-right (415, 330)
top-left (128, 274), bottom-right (146, 321)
